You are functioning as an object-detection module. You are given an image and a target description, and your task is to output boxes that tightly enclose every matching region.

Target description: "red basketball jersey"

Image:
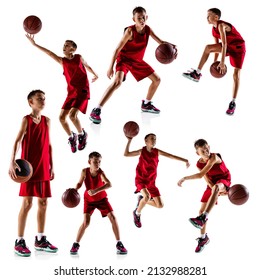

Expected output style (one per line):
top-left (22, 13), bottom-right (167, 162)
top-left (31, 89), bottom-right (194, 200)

top-left (212, 20), bottom-right (245, 51)
top-left (83, 168), bottom-right (107, 202)
top-left (135, 147), bottom-right (159, 184)
top-left (21, 115), bottom-right (50, 182)
top-left (196, 153), bottom-right (231, 186)
top-left (62, 54), bottom-right (90, 98)
top-left (118, 25), bottom-right (151, 61)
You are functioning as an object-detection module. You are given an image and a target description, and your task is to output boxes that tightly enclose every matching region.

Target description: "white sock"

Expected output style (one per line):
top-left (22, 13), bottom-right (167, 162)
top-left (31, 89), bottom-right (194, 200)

top-left (136, 211), bottom-right (141, 216)
top-left (201, 233), bottom-right (206, 239)
top-left (96, 105), bottom-right (102, 109)
top-left (196, 69), bottom-right (201, 74)
top-left (78, 130), bottom-right (84, 136)
top-left (17, 236), bottom-right (23, 241)
top-left (144, 99), bottom-right (151, 104)
top-left (37, 233), bottom-right (44, 241)
top-left (232, 98), bottom-right (236, 102)
top-left (203, 212), bottom-right (209, 218)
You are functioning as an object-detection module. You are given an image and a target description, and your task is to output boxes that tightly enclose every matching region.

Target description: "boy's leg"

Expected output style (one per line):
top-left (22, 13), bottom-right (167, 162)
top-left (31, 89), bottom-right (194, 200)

top-left (226, 67), bottom-right (241, 115)
top-left (107, 211), bottom-right (120, 241)
top-left (70, 213), bottom-right (91, 254)
top-left (141, 73), bottom-right (161, 113)
top-left (183, 43), bottom-right (222, 81)
top-left (59, 109), bottom-right (71, 136)
top-left (37, 198), bottom-right (47, 233)
top-left (90, 71), bottom-right (125, 124)
top-left (18, 197), bottom-right (33, 237)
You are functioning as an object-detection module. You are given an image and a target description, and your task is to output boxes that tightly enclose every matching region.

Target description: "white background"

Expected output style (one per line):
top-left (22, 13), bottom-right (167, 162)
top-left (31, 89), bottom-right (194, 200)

top-left (1, 0), bottom-right (259, 279)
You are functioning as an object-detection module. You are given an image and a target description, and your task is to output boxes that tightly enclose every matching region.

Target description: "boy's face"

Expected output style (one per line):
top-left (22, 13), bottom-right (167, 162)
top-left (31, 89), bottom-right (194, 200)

top-left (133, 12), bottom-right (148, 28)
top-left (28, 92), bottom-right (45, 110)
top-left (196, 144), bottom-right (211, 158)
top-left (63, 42), bottom-right (76, 55)
top-left (88, 156), bottom-right (101, 171)
top-left (145, 134), bottom-right (156, 148)
top-left (207, 11), bottom-right (218, 24)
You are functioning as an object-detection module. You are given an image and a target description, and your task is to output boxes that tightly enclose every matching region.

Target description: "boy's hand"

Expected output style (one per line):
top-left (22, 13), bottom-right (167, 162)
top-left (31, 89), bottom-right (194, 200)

top-left (88, 189), bottom-right (97, 196)
top-left (107, 67), bottom-right (114, 79)
top-left (8, 161), bottom-right (21, 180)
top-left (217, 62), bottom-right (227, 74)
top-left (186, 161), bottom-right (190, 168)
top-left (91, 75), bottom-right (98, 83)
top-left (177, 177), bottom-right (185, 187)
top-left (26, 33), bottom-right (36, 45)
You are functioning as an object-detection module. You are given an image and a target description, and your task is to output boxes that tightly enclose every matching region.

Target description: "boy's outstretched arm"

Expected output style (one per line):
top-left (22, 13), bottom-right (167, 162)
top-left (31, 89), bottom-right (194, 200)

top-left (124, 137), bottom-right (141, 157)
top-left (26, 34), bottom-right (62, 64)
top-left (158, 149), bottom-right (190, 167)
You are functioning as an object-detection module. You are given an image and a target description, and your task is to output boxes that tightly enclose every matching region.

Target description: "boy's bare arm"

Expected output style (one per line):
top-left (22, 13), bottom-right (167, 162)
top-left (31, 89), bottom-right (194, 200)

top-left (9, 117), bottom-right (28, 179)
top-left (124, 138), bottom-right (141, 157)
top-left (46, 117), bottom-right (54, 180)
top-left (75, 169), bottom-right (86, 191)
top-left (80, 56), bottom-right (99, 82)
top-left (26, 34), bottom-right (62, 64)
top-left (158, 149), bottom-right (190, 167)
top-left (149, 28), bottom-right (165, 44)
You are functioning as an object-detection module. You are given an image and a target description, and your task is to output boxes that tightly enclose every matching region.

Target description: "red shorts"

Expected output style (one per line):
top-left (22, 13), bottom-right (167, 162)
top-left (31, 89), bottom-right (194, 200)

top-left (116, 58), bottom-right (154, 81)
top-left (84, 197), bottom-right (113, 217)
top-left (226, 43), bottom-right (246, 69)
top-left (201, 179), bottom-right (231, 203)
top-left (62, 89), bottom-right (89, 114)
top-left (135, 181), bottom-right (161, 198)
top-left (19, 181), bottom-right (51, 198)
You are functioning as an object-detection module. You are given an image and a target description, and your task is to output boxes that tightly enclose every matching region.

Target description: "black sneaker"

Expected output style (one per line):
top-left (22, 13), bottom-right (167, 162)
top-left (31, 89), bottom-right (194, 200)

top-left (182, 69), bottom-right (202, 82)
top-left (89, 108), bottom-right (101, 124)
top-left (14, 238), bottom-right (31, 257)
top-left (34, 236), bottom-right (58, 253)
top-left (68, 132), bottom-right (77, 153)
top-left (70, 242), bottom-right (80, 255)
top-left (141, 100), bottom-right (160, 114)
top-left (226, 101), bottom-right (236, 115)
top-left (195, 234), bottom-right (210, 253)
top-left (78, 129), bottom-right (88, 151)
top-left (116, 241), bottom-right (127, 254)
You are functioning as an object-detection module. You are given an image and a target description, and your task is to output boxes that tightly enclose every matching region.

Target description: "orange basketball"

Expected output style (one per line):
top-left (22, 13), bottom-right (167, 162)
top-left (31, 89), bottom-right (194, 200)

top-left (62, 188), bottom-right (81, 208)
top-left (123, 121), bottom-right (139, 138)
top-left (23, 15), bottom-right (42, 34)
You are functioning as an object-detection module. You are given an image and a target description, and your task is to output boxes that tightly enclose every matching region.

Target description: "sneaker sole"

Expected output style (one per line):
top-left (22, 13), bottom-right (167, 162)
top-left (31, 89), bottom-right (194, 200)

top-left (182, 74), bottom-right (199, 82)
top-left (89, 117), bottom-right (101, 124)
top-left (141, 109), bottom-right (160, 114)
top-left (34, 247), bottom-right (58, 253)
top-left (195, 240), bottom-right (210, 253)
top-left (117, 250), bottom-right (128, 255)
top-left (14, 250), bottom-right (31, 257)
top-left (70, 251), bottom-right (79, 255)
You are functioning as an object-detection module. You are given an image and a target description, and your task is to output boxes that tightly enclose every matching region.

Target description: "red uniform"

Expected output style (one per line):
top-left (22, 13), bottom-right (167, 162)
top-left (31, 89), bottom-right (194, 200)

top-left (19, 115), bottom-right (51, 198)
top-left (212, 20), bottom-right (246, 69)
top-left (83, 168), bottom-right (113, 217)
top-left (62, 54), bottom-right (90, 113)
top-left (116, 25), bottom-right (154, 81)
top-left (197, 153), bottom-right (231, 203)
top-left (135, 147), bottom-right (160, 197)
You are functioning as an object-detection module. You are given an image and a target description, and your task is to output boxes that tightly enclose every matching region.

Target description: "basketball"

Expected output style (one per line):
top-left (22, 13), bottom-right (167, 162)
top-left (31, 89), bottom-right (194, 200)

top-left (228, 184), bottom-right (249, 205)
top-left (62, 188), bottom-right (80, 208)
top-left (123, 121), bottom-right (140, 138)
top-left (155, 43), bottom-right (177, 64)
top-left (12, 159), bottom-right (33, 183)
top-left (210, 61), bottom-right (227, 78)
top-left (23, 15), bottom-right (42, 34)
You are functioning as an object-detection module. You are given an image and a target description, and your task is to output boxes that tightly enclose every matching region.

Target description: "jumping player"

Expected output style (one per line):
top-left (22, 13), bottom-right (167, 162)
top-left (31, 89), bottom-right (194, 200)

top-left (70, 152), bottom-right (127, 255)
top-left (177, 139), bottom-right (231, 253)
top-left (9, 90), bottom-right (58, 257)
top-left (26, 35), bottom-right (98, 152)
top-left (182, 8), bottom-right (246, 115)
top-left (124, 134), bottom-right (190, 228)
top-left (90, 6), bottom-right (175, 124)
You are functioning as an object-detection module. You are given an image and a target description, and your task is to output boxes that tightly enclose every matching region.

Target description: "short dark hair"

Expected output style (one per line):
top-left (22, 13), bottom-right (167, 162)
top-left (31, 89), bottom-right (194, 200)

top-left (208, 8), bottom-right (221, 18)
top-left (89, 151), bottom-right (102, 159)
top-left (65, 40), bottom-right (77, 49)
top-left (27, 89), bottom-right (45, 100)
top-left (194, 139), bottom-right (208, 148)
top-left (145, 133), bottom-right (156, 140)
top-left (133, 6), bottom-right (146, 15)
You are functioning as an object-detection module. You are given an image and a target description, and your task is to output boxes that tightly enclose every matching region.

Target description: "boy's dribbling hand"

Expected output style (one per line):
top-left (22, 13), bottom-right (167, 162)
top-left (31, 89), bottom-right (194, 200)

top-left (177, 178), bottom-right (185, 187)
top-left (8, 161), bottom-right (21, 179)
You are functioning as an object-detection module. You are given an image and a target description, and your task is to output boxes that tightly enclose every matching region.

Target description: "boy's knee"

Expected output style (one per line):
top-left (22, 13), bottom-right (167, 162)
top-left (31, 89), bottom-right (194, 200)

top-left (157, 202), bottom-right (164, 208)
top-left (23, 200), bottom-right (33, 211)
top-left (112, 79), bottom-right (123, 89)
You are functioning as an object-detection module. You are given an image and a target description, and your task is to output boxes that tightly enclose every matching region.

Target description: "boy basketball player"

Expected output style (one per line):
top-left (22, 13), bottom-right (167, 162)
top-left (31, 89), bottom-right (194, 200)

top-left (9, 90), bottom-right (58, 257)
top-left (177, 139), bottom-right (231, 253)
top-left (26, 35), bottom-right (98, 152)
top-left (69, 152), bottom-right (127, 255)
top-left (183, 8), bottom-right (246, 115)
top-left (124, 134), bottom-right (189, 228)
top-left (90, 6), bottom-right (175, 124)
